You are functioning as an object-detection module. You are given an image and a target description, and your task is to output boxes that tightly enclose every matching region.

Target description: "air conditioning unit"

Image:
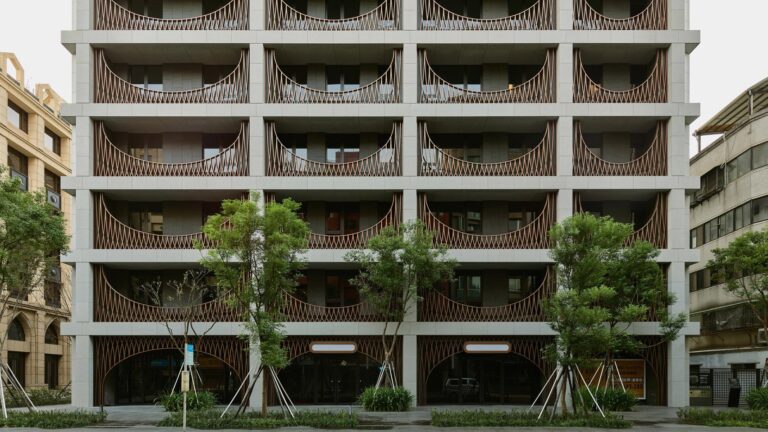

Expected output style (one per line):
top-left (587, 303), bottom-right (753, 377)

top-left (758, 328), bottom-right (768, 345)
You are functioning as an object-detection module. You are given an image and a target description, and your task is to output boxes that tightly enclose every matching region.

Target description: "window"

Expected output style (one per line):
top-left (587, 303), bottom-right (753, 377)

top-left (700, 303), bottom-right (760, 334)
top-left (695, 166), bottom-right (724, 201)
top-left (7, 318), bottom-right (25, 341)
top-left (440, 0), bottom-right (481, 17)
top-left (202, 202), bottom-right (222, 225)
top-left (434, 203), bottom-right (483, 234)
top-left (44, 325), bottom-right (59, 344)
top-left (689, 267), bottom-right (713, 292)
top-left (129, 66), bottom-right (163, 91)
top-left (44, 128), bottom-right (61, 154)
top-left (753, 196), bottom-right (768, 224)
top-left (508, 274), bottom-right (538, 302)
top-left (326, 0), bottom-right (360, 19)
top-left (326, 135), bottom-right (361, 163)
top-left (128, 0), bottom-right (162, 17)
top-left (325, 204), bottom-right (360, 235)
top-left (44, 170), bottom-right (60, 193)
top-left (433, 65), bottom-right (482, 91)
top-left (202, 0), bottom-right (229, 14)
top-left (202, 134), bottom-right (235, 159)
top-left (45, 281), bottom-right (62, 308)
top-left (325, 271), bottom-right (359, 307)
top-left (203, 65), bottom-right (229, 87)
top-left (451, 273), bottom-right (482, 306)
top-left (7, 147), bottom-right (28, 190)
top-left (727, 151), bottom-right (751, 183)
top-left (128, 204), bottom-right (163, 234)
top-left (508, 205), bottom-right (537, 231)
top-left (432, 134), bottom-right (481, 162)
top-left (7, 101), bottom-right (27, 132)
top-left (508, 135), bottom-right (538, 160)
top-left (7, 352), bottom-right (25, 387)
top-left (44, 354), bottom-right (60, 389)
top-left (326, 66), bottom-right (360, 92)
top-left (753, 142), bottom-right (768, 170)
top-left (128, 135), bottom-right (163, 162)
top-left (281, 66), bottom-right (308, 85)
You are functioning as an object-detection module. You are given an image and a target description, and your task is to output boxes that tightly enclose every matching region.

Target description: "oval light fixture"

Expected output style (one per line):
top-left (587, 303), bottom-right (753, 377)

top-left (463, 341), bottom-right (511, 354)
top-left (310, 341), bottom-right (358, 354)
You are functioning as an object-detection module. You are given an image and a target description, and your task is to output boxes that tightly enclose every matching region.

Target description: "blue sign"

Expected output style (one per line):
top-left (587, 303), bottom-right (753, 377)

top-left (184, 344), bottom-right (194, 366)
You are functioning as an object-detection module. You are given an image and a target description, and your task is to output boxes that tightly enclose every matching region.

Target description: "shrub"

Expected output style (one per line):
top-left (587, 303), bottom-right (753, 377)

top-left (577, 386), bottom-right (637, 412)
top-left (0, 410), bottom-right (106, 429)
top-left (678, 407), bottom-right (768, 428)
top-left (747, 387), bottom-right (768, 410)
top-left (158, 409), bottom-right (358, 429)
top-left (358, 386), bottom-right (413, 412)
top-left (157, 391), bottom-right (216, 412)
top-left (3, 388), bottom-right (71, 408)
top-left (431, 410), bottom-right (630, 428)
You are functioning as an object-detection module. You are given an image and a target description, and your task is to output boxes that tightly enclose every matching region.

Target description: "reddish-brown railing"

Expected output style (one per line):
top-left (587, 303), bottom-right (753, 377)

top-left (265, 49), bottom-right (401, 103)
top-left (419, 49), bottom-right (555, 103)
top-left (266, 0), bottom-right (400, 30)
top-left (574, 192), bottom-right (667, 248)
top-left (281, 292), bottom-right (386, 322)
top-left (574, 49), bottom-right (667, 103)
top-left (266, 122), bottom-right (402, 176)
top-left (94, 122), bottom-right (249, 176)
top-left (573, 120), bottom-right (667, 176)
top-left (419, 121), bottom-right (556, 176)
top-left (94, 0), bottom-right (249, 30)
top-left (420, 0), bottom-right (554, 30)
top-left (94, 49), bottom-right (249, 104)
top-left (308, 194), bottom-right (402, 249)
top-left (419, 194), bottom-right (556, 249)
top-left (93, 266), bottom-right (240, 322)
top-left (95, 194), bottom-right (214, 249)
top-left (574, 0), bottom-right (667, 30)
top-left (419, 268), bottom-right (555, 322)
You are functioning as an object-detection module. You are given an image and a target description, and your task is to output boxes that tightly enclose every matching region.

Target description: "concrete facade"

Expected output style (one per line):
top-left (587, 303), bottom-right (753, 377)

top-left (62, 0), bottom-right (699, 408)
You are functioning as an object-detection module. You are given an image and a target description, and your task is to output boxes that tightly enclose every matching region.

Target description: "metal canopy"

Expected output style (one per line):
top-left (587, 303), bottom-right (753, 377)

top-left (695, 76), bottom-right (768, 136)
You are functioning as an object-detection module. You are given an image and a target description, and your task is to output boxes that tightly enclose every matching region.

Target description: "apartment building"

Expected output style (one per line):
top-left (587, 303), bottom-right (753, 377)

top-left (689, 78), bottom-right (768, 371)
top-left (61, 0), bottom-right (700, 408)
top-left (0, 53), bottom-right (72, 390)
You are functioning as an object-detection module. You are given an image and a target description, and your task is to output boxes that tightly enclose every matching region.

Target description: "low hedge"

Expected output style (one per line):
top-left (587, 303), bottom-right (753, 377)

top-left (576, 386), bottom-right (637, 412)
top-left (157, 391), bottom-right (217, 412)
top-left (0, 410), bottom-right (106, 429)
top-left (431, 410), bottom-right (631, 428)
top-left (358, 386), bottom-right (413, 412)
top-left (3, 388), bottom-right (71, 408)
top-left (678, 407), bottom-right (768, 428)
top-left (747, 387), bottom-right (768, 410)
top-left (159, 409), bottom-right (358, 429)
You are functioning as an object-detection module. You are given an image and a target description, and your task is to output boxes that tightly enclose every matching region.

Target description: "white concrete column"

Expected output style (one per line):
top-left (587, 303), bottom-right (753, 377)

top-left (402, 116), bottom-right (418, 178)
top-left (556, 117), bottom-right (573, 177)
top-left (251, 117), bottom-right (264, 177)
top-left (74, 0), bottom-right (91, 31)
top-left (556, 188), bottom-right (573, 223)
top-left (250, 44), bottom-right (264, 104)
top-left (71, 336), bottom-right (93, 407)
top-left (667, 44), bottom-right (686, 104)
top-left (556, 0), bottom-right (573, 30)
top-left (668, 0), bottom-right (688, 31)
top-left (251, 0), bottom-right (264, 30)
top-left (556, 44), bottom-right (573, 104)
top-left (74, 116), bottom-right (92, 177)
top-left (248, 342), bottom-right (265, 409)
top-left (74, 44), bottom-right (93, 104)
top-left (667, 260), bottom-right (689, 407)
top-left (73, 263), bottom-right (93, 323)
top-left (403, 0), bottom-right (418, 30)
top-left (74, 189), bottom-right (93, 252)
top-left (667, 189), bottom-right (687, 251)
top-left (403, 189), bottom-right (418, 223)
top-left (402, 335), bottom-right (418, 406)
top-left (667, 116), bottom-right (689, 177)
top-left (402, 44), bottom-right (418, 104)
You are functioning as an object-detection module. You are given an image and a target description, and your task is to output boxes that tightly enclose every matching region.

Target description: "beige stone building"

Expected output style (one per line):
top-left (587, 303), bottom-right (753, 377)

top-left (0, 52), bottom-right (72, 390)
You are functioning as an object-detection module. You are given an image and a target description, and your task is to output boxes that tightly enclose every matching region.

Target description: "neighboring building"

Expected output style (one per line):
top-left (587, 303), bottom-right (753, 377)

top-left (61, 0), bottom-right (699, 408)
top-left (689, 78), bottom-right (768, 371)
top-left (0, 52), bottom-right (72, 390)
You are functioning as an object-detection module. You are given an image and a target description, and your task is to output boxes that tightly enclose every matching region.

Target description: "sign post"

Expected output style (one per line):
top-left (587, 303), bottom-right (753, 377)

top-left (182, 344), bottom-right (194, 431)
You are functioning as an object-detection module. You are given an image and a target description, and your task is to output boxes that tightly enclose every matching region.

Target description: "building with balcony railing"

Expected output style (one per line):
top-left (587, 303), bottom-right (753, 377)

top-left (0, 53), bottom-right (72, 391)
top-left (63, 0), bottom-right (698, 409)
top-left (688, 77), bottom-right (768, 371)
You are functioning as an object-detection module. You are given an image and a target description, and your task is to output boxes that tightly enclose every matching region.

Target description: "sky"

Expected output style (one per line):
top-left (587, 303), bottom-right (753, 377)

top-left (1, 1), bottom-right (767, 156)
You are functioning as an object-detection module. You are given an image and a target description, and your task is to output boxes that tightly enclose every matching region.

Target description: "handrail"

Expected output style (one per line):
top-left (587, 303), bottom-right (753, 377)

top-left (265, 49), bottom-right (401, 103)
top-left (419, 121), bottom-right (556, 176)
top-left (419, 268), bottom-right (555, 322)
top-left (266, 0), bottom-right (400, 30)
top-left (94, 121), bottom-right (249, 176)
top-left (574, 192), bottom-right (667, 248)
top-left (308, 194), bottom-right (402, 249)
top-left (419, 193), bottom-right (556, 249)
top-left (420, 0), bottom-right (554, 30)
top-left (94, 49), bottom-right (249, 104)
top-left (419, 49), bottom-right (556, 103)
top-left (93, 265), bottom-right (240, 322)
top-left (95, 0), bottom-right (249, 30)
top-left (573, 120), bottom-right (667, 176)
top-left (281, 292), bottom-right (386, 322)
top-left (94, 193), bottom-right (214, 249)
top-left (266, 122), bottom-right (402, 176)
top-left (574, 49), bottom-right (667, 103)
top-left (573, 0), bottom-right (667, 30)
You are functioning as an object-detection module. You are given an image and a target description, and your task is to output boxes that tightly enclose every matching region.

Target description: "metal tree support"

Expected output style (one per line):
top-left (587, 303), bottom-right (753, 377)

top-left (222, 365), bottom-right (296, 419)
top-left (0, 362), bottom-right (37, 418)
top-left (374, 359), bottom-right (398, 389)
top-left (588, 360), bottom-right (627, 392)
top-left (528, 364), bottom-right (604, 420)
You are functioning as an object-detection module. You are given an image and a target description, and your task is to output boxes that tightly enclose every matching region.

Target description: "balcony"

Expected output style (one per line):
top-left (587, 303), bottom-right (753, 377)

top-left (419, 120), bottom-right (556, 176)
top-left (266, 121), bottom-right (402, 176)
top-left (420, 0), bottom-right (554, 30)
top-left (94, 0), bottom-right (249, 30)
top-left (574, 191), bottom-right (667, 248)
top-left (265, 48), bottom-right (401, 103)
top-left (574, 47), bottom-right (667, 103)
top-left (419, 48), bottom-right (555, 103)
top-left (573, 0), bottom-right (667, 31)
top-left (419, 193), bottom-right (556, 249)
top-left (281, 270), bottom-right (386, 322)
top-left (93, 265), bottom-right (239, 322)
top-left (266, 0), bottom-right (400, 30)
top-left (573, 119), bottom-right (667, 176)
top-left (419, 267), bottom-right (555, 321)
top-left (94, 193), bottom-right (240, 249)
top-left (10, 169), bottom-right (28, 191)
top-left (94, 120), bottom-right (249, 176)
top-left (94, 48), bottom-right (249, 104)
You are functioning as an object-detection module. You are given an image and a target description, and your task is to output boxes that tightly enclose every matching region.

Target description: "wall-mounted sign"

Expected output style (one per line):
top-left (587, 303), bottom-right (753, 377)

top-left (463, 341), bottom-right (512, 354)
top-left (184, 343), bottom-right (194, 366)
top-left (585, 359), bottom-right (646, 400)
top-left (310, 341), bottom-right (358, 354)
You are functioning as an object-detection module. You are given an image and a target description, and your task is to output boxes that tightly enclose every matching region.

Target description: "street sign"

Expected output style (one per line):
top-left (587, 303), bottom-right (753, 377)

top-left (184, 344), bottom-right (194, 366)
top-left (181, 371), bottom-right (190, 392)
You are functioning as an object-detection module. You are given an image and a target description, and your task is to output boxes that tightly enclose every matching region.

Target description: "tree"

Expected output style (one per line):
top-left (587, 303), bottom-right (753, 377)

top-left (345, 221), bottom-right (455, 388)
top-left (709, 228), bottom-right (768, 382)
top-left (0, 168), bottom-right (69, 416)
top-left (199, 194), bottom-right (308, 416)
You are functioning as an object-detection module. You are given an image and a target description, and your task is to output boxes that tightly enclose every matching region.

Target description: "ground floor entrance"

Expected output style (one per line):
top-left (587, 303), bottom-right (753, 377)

top-left (279, 353), bottom-right (381, 404)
